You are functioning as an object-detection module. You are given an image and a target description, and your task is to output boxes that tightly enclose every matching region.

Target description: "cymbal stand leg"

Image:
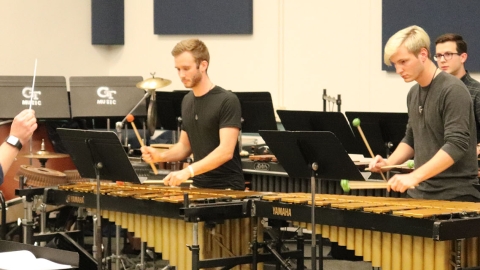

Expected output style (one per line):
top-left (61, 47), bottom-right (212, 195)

top-left (251, 217), bottom-right (258, 270)
top-left (22, 195), bottom-right (34, 245)
top-left (187, 222), bottom-right (200, 270)
top-left (135, 242), bottom-right (146, 270)
top-left (296, 228), bottom-right (304, 270)
top-left (115, 225), bottom-right (120, 270)
top-left (39, 201), bottom-right (47, 246)
top-left (310, 162), bottom-right (318, 270)
top-left (77, 207), bottom-right (86, 247)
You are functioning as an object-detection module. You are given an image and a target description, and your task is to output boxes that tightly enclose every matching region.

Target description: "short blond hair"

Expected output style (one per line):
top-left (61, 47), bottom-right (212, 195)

top-left (384, 25), bottom-right (430, 66)
top-left (171, 39), bottom-right (210, 68)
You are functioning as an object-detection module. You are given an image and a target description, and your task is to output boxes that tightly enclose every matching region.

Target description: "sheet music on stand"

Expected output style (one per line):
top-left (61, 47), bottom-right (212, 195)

top-left (0, 240), bottom-right (78, 269)
top-left (259, 130), bottom-right (365, 270)
top-left (0, 76), bottom-right (70, 119)
top-left (56, 128), bottom-right (142, 183)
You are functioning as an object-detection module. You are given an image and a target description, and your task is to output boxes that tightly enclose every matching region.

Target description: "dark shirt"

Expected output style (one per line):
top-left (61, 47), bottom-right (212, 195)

top-left (403, 72), bottom-right (480, 200)
top-left (181, 86), bottom-right (244, 190)
top-left (460, 71), bottom-right (480, 143)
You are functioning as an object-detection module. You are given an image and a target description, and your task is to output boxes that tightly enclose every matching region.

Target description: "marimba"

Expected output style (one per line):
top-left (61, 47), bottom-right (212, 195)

top-left (46, 182), bottom-right (270, 270)
top-left (255, 193), bottom-right (480, 270)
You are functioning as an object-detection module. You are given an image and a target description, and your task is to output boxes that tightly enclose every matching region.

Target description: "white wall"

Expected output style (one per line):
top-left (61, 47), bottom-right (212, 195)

top-left (1, 0), bottom-right (479, 113)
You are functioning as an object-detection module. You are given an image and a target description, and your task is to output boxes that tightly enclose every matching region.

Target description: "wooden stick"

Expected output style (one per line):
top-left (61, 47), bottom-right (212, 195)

top-left (364, 164), bottom-right (412, 171)
top-left (130, 121), bottom-right (158, 175)
top-left (355, 124), bottom-right (387, 181)
top-left (340, 179), bottom-right (414, 192)
top-left (142, 179), bottom-right (193, 185)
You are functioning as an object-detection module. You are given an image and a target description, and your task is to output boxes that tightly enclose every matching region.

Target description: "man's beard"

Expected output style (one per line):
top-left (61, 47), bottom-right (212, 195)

top-left (184, 70), bottom-right (202, 88)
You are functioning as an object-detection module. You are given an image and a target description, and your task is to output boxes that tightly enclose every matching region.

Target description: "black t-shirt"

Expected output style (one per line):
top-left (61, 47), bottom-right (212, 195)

top-left (181, 86), bottom-right (244, 190)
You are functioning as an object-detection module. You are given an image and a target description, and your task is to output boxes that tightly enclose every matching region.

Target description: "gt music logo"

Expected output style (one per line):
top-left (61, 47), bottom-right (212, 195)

top-left (21, 87), bottom-right (42, 106)
top-left (96, 86), bottom-right (117, 105)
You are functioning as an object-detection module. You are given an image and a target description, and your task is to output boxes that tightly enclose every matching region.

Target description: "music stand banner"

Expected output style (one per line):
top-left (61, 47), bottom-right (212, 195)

top-left (0, 76), bottom-right (70, 119)
top-left (69, 76), bottom-right (147, 118)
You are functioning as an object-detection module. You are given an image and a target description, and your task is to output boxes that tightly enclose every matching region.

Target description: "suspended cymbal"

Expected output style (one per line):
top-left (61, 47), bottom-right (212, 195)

top-left (19, 150), bottom-right (69, 159)
top-left (136, 77), bottom-right (171, 90)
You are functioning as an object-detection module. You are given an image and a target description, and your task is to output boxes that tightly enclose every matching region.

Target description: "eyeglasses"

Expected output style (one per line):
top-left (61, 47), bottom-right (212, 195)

top-left (433, 52), bottom-right (461, 61)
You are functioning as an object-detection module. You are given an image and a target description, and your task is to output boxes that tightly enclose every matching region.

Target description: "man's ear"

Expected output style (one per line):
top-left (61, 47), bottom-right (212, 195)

top-left (199, 60), bottom-right (209, 72)
top-left (419, 47), bottom-right (429, 63)
top-left (460, 52), bottom-right (468, 64)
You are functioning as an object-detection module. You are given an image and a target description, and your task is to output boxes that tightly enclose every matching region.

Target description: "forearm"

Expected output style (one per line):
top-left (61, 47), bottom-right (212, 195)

top-left (0, 142), bottom-right (20, 177)
top-left (386, 142), bottom-right (414, 166)
top-left (187, 146), bottom-right (233, 177)
top-left (154, 142), bottom-right (191, 163)
top-left (409, 149), bottom-right (454, 182)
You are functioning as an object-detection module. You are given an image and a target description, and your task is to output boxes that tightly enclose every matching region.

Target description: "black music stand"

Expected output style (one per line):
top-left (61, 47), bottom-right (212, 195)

top-left (345, 112), bottom-right (408, 158)
top-left (259, 130), bottom-right (364, 270)
top-left (153, 90), bottom-right (189, 130)
top-left (57, 128), bottom-right (143, 270)
top-left (277, 110), bottom-right (363, 154)
top-left (234, 92), bottom-right (278, 133)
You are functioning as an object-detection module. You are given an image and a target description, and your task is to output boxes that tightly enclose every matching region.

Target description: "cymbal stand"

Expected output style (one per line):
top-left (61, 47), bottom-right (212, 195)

top-left (116, 91), bottom-right (152, 143)
top-left (239, 117), bottom-right (244, 154)
top-left (85, 139), bottom-right (105, 270)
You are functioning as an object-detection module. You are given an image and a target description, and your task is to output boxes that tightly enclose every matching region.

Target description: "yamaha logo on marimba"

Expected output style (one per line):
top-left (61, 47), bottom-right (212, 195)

top-left (253, 162), bottom-right (270, 171)
top-left (272, 206), bottom-right (292, 217)
top-left (66, 195), bottom-right (85, 204)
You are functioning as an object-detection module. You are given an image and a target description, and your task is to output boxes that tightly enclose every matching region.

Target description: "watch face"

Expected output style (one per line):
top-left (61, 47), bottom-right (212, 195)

top-left (7, 136), bottom-right (19, 145)
top-left (6, 136), bottom-right (21, 150)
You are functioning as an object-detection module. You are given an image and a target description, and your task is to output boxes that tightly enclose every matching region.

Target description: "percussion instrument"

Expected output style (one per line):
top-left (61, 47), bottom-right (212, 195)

top-left (46, 182), bottom-right (271, 270)
top-left (0, 122), bottom-right (76, 201)
top-left (136, 74), bottom-right (172, 135)
top-left (255, 193), bottom-right (480, 270)
top-left (14, 165), bottom-right (67, 187)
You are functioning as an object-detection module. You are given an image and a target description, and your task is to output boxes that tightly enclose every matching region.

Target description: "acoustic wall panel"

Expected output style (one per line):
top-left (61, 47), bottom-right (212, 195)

top-left (154, 0), bottom-right (253, 35)
top-left (382, 0), bottom-right (480, 71)
top-left (92, 0), bottom-right (124, 45)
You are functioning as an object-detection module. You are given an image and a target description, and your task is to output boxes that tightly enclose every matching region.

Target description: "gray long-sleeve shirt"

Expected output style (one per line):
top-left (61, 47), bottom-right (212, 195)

top-left (403, 71), bottom-right (480, 200)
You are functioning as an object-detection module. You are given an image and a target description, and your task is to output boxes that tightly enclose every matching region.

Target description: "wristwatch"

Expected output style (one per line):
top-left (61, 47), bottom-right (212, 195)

top-left (5, 135), bottom-right (22, 150)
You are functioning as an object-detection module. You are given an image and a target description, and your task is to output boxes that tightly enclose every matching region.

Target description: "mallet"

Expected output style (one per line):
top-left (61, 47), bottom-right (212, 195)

top-left (127, 114), bottom-right (158, 175)
top-left (340, 179), bottom-right (415, 193)
top-left (352, 118), bottom-right (387, 181)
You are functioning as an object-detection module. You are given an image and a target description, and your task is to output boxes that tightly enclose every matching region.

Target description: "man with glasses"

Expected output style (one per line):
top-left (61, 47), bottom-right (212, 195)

top-left (435, 34), bottom-right (480, 149)
top-left (369, 26), bottom-right (480, 201)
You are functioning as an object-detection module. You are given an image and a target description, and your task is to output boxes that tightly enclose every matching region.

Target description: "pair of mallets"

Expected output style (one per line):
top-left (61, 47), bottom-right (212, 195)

top-left (126, 115), bottom-right (195, 185)
top-left (343, 118), bottom-right (414, 192)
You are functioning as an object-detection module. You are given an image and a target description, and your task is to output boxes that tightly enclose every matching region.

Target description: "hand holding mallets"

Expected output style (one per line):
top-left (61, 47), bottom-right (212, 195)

top-left (126, 114), bottom-right (158, 175)
top-left (352, 118), bottom-right (387, 181)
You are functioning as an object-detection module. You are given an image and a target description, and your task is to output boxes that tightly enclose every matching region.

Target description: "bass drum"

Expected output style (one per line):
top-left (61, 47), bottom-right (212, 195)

top-left (0, 122), bottom-right (76, 200)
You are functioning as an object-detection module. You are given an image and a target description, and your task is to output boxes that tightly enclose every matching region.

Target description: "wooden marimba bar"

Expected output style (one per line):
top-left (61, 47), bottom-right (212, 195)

top-left (255, 193), bottom-right (480, 270)
top-left (48, 182), bottom-right (269, 270)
